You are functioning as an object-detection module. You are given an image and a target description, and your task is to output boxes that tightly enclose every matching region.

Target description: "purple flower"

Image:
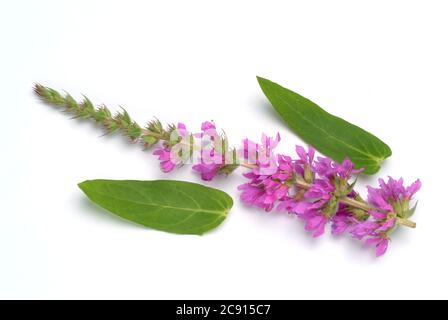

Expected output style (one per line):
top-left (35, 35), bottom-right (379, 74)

top-left (302, 210), bottom-right (328, 237)
top-left (367, 177), bottom-right (421, 216)
top-left (367, 186), bottom-right (394, 212)
top-left (153, 146), bottom-right (176, 173)
top-left (238, 173), bottom-right (289, 212)
top-left (304, 179), bottom-right (334, 201)
top-left (406, 180), bottom-right (422, 199)
top-left (278, 178), bottom-right (333, 216)
top-left (350, 221), bottom-right (380, 240)
top-left (335, 158), bottom-right (364, 179)
top-left (277, 178), bottom-right (336, 237)
top-left (272, 155), bottom-right (294, 181)
top-left (313, 157), bottom-right (333, 178)
top-left (366, 237), bottom-right (389, 257)
top-left (154, 123), bottom-right (190, 173)
top-left (241, 138), bottom-right (258, 160)
top-left (378, 177), bottom-right (422, 201)
top-left (314, 156), bottom-right (363, 180)
top-left (242, 133), bottom-right (280, 160)
top-left (277, 197), bottom-right (301, 213)
top-left (192, 148), bottom-right (224, 181)
top-left (238, 181), bottom-right (271, 210)
top-left (369, 210), bottom-right (387, 220)
top-left (240, 133), bottom-right (280, 176)
top-left (277, 193), bottom-right (325, 216)
top-left (176, 122), bottom-right (188, 137)
top-left (294, 145), bottom-right (316, 181)
top-left (295, 145), bottom-right (315, 166)
top-left (261, 133), bottom-right (281, 158)
top-left (195, 121), bottom-right (218, 140)
top-left (238, 143), bottom-right (292, 212)
top-left (191, 121), bottom-right (228, 181)
top-left (331, 204), bottom-right (358, 235)
top-left (348, 207), bottom-right (396, 256)
top-left (201, 121), bottom-right (216, 132)
top-left (376, 218), bottom-right (396, 232)
top-left (331, 212), bottom-right (351, 235)
top-left (192, 162), bottom-right (221, 181)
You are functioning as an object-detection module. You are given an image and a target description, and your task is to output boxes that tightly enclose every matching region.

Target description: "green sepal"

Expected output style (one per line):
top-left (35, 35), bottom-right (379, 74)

top-left (142, 135), bottom-right (159, 147)
top-left (146, 119), bottom-right (164, 135)
top-left (218, 164), bottom-right (239, 175)
top-left (403, 201), bottom-right (418, 219)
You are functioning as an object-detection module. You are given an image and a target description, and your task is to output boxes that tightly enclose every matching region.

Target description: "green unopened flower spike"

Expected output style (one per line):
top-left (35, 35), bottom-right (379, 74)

top-left (35, 84), bottom-right (152, 144)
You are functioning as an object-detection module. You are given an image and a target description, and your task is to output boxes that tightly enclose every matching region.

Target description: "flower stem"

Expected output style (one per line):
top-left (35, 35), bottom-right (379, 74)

top-left (339, 196), bottom-right (371, 212)
top-left (396, 217), bottom-right (416, 228)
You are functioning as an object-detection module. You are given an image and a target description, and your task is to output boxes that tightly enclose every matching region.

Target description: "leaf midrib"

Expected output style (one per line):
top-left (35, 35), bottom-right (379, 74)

top-left (86, 187), bottom-right (228, 217)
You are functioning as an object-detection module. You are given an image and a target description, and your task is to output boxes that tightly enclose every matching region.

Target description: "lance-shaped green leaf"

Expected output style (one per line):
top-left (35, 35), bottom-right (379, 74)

top-left (78, 179), bottom-right (233, 235)
top-left (257, 77), bottom-right (392, 174)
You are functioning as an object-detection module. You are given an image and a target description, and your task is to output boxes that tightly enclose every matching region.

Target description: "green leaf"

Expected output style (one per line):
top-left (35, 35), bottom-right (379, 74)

top-left (257, 77), bottom-right (392, 174)
top-left (78, 179), bottom-right (233, 235)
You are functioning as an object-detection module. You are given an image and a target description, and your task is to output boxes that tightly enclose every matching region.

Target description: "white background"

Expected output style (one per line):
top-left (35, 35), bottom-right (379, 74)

top-left (0, 0), bottom-right (446, 299)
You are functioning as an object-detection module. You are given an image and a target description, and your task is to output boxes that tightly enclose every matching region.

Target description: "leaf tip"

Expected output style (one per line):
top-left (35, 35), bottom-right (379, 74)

top-left (77, 180), bottom-right (91, 192)
top-left (256, 75), bottom-right (269, 85)
top-left (385, 145), bottom-right (393, 157)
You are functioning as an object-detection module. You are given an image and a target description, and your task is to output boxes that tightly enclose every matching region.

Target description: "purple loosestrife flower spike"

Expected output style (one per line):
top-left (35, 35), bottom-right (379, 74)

top-left (35, 84), bottom-right (421, 257)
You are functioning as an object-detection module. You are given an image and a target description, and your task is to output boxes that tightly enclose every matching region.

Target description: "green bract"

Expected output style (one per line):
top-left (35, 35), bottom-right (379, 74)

top-left (257, 77), bottom-right (392, 174)
top-left (78, 180), bottom-right (233, 235)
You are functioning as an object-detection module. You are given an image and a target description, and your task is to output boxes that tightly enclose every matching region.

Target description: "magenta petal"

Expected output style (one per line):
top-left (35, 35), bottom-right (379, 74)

top-left (365, 237), bottom-right (382, 246)
top-left (331, 224), bottom-right (345, 235)
top-left (375, 239), bottom-right (389, 257)
top-left (313, 221), bottom-right (326, 237)
top-left (277, 199), bottom-right (293, 212)
top-left (307, 145), bottom-right (315, 162)
top-left (406, 179), bottom-right (422, 198)
top-left (153, 148), bottom-right (171, 161)
top-left (304, 189), bottom-right (322, 198)
top-left (161, 161), bottom-right (175, 172)
top-left (201, 121), bottom-right (216, 131)
top-left (295, 145), bottom-right (306, 159)
top-left (377, 218), bottom-right (396, 232)
top-left (306, 215), bottom-right (324, 230)
top-left (294, 201), bottom-right (313, 215)
top-left (369, 211), bottom-right (387, 220)
top-left (367, 186), bottom-right (393, 211)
